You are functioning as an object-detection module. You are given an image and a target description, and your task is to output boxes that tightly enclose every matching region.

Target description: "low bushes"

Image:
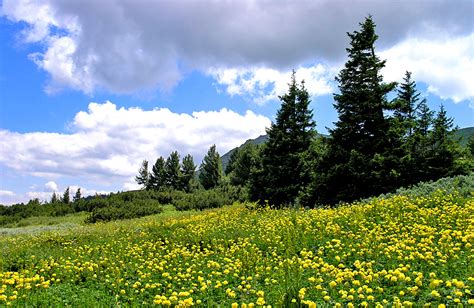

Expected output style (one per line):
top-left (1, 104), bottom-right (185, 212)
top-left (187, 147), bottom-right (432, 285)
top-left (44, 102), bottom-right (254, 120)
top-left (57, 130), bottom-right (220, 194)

top-left (85, 200), bottom-right (163, 223)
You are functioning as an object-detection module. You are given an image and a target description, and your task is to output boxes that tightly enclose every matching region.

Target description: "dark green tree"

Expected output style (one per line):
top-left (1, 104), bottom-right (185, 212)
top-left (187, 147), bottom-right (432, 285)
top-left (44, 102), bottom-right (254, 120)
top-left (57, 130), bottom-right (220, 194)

top-left (181, 154), bottom-right (196, 192)
top-left (73, 188), bottom-right (82, 202)
top-left (135, 160), bottom-right (150, 189)
top-left (428, 104), bottom-right (461, 178)
top-left (51, 192), bottom-right (59, 203)
top-left (394, 71), bottom-right (419, 138)
top-left (228, 143), bottom-right (260, 187)
top-left (149, 157), bottom-right (167, 190)
top-left (62, 187), bottom-right (70, 204)
top-left (165, 151), bottom-right (181, 189)
top-left (468, 135), bottom-right (474, 158)
top-left (199, 145), bottom-right (223, 189)
top-left (250, 71), bottom-right (315, 207)
top-left (316, 16), bottom-right (397, 204)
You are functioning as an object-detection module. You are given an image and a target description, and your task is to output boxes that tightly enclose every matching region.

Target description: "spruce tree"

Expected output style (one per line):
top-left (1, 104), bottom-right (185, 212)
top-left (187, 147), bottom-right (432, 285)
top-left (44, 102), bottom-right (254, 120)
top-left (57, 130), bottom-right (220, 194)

top-left (250, 71), bottom-right (315, 207)
top-left (62, 187), bottom-right (70, 204)
top-left (181, 154), bottom-right (196, 192)
top-left (228, 143), bottom-right (260, 187)
top-left (412, 98), bottom-right (435, 182)
top-left (317, 16), bottom-right (396, 204)
top-left (73, 188), bottom-right (82, 202)
top-left (392, 72), bottom-right (424, 186)
top-left (135, 160), bottom-right (150, 189)
top-left (165, 151), bottom-right (181, 189)
top-left (199, 145), bottom-right (223, 189)
top-left (428, 104), bottom-right (460, 178)
top-left (51, 192), bottom-right (59, 203)
top-left (149, 157), bottom-right (167, 190)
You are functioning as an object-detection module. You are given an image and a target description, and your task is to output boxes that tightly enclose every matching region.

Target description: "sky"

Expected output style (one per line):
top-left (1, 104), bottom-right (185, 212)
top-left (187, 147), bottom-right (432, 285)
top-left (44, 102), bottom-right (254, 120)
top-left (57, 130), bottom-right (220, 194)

top-left (0, 0), bottom-right (473, 205)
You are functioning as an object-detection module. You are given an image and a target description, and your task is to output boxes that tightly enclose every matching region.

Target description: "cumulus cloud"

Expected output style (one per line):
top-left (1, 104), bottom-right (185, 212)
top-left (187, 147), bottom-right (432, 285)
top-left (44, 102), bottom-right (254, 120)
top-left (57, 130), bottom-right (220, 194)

top-left (44, 181), bottom-right (58, 192)
top-left (0, 101), bottom-right (271, 193)
top-left (208, 64), bottom-right (335, 104)
top-left (1, 0), bottom-right (472, 102)
top-left (380, 33), bottom-right (474, 103)
top-left (0, 190), bottom-right (16, 197)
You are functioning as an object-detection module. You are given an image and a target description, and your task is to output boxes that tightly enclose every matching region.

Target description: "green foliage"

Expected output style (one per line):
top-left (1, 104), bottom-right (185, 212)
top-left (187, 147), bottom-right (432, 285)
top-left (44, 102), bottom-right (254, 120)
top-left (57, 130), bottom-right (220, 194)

top-left (149, 157), bottom-right (167, 190)
top-left (180, 154), bottom-right (196, 192)
top-left (199, 145), bottom-right (223, 189)
top-left (172, 185), bottom-right (245, 211)
top-left (316, 16), bottom-right (397, 205)
top-left (62, 187), bottom-right (70, 204)
top-left (227, 143), bottom-right (261, 187)
top-left (135, 160), bottom-right (150, 189)
top-left (165, 151), bottom-right (182, 189)
top-left (84, 200), bottom-right (163, 223)
top-left (250, 71), bottom-right (315, 207)
top-left (73, 188), bottom-right (82, 203)
top-left (369, 173), bottom-right (474, 201)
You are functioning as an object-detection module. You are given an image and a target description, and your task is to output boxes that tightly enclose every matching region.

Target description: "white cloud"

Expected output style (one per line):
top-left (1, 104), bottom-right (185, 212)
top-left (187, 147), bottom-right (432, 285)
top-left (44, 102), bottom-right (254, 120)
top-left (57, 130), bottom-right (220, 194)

top-left (208, 64), bottom-right (335, 104)
top-left (0, 101), bottom-right (271, 199)
top-left (1, 0), bottom-right (472, 102)
top-left (0, 190), bottom-right (16, 197)
top-left (380, 33), bottom-right (474, 103)
top-left (44, 181), bottom-right (58, 192)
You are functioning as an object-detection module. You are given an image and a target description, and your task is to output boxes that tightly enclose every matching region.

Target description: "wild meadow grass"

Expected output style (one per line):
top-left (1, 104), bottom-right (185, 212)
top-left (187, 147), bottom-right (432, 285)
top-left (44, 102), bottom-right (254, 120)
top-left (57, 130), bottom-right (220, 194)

top-left (0, 192), bottom-right (472, 306)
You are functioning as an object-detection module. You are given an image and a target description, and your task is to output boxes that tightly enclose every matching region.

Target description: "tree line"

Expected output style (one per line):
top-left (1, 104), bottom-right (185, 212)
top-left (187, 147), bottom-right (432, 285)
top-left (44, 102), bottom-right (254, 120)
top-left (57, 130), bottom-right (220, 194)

top-left (134, 16), bottom-right (472, 208)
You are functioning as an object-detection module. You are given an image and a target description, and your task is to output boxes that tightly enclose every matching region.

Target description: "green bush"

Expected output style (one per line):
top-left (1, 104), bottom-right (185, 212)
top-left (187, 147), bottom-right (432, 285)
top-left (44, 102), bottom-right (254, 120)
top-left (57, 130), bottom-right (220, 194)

top-left (173, 185), bottom-right (246, 211)
top-left (85, 200), bottom-right (163, 223)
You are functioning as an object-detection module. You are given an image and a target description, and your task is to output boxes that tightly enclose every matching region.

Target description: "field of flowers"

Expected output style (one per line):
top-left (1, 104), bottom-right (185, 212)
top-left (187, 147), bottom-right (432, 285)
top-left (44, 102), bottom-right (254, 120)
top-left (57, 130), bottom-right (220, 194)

top-left (0, 191), bottom-right (473, 306)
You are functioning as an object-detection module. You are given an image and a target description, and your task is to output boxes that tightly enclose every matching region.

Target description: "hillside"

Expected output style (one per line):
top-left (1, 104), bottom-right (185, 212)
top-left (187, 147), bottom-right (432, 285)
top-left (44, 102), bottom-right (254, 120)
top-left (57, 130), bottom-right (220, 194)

top-left (1, 176), bottom-right (472, 306)
top-left (221, 134), bottom-right (269, 171)
top-left (453, 126), bottom-right (474, 146)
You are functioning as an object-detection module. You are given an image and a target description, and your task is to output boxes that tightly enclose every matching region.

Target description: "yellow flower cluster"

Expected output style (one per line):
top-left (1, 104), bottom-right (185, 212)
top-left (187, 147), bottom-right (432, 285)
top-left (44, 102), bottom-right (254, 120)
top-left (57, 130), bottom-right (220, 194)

top-left (0, 193), bottom-right (472, 306)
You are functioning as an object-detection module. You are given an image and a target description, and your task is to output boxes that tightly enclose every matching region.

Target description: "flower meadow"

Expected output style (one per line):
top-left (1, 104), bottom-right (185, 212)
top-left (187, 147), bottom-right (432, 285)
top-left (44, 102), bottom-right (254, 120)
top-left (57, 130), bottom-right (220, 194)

top-left (0, 192), bottom-right (473, 307)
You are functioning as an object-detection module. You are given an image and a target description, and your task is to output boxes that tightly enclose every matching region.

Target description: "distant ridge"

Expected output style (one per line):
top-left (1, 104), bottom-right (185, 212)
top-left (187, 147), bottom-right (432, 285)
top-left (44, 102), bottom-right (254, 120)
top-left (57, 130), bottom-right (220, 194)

top-left (221, 127), bottom-right (473, 172)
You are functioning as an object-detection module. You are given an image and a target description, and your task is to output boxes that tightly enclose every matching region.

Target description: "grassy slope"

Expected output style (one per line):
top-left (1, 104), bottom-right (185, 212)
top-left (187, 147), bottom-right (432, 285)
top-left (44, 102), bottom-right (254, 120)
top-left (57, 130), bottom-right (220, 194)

top-left (0, 191), bottom-right (472, 306)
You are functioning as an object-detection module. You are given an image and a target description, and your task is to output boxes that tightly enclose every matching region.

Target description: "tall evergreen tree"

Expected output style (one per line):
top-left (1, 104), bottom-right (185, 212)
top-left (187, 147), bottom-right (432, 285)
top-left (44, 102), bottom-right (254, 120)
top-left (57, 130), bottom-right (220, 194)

top-left (428, 104), bottom-right (460, 178)
top-left (62, 186), bottom-right (70, 204)
top-left (181, 154), bottom-right (196, 192)
top-left (250, 71), bottom-right (315, 207)
top-left (51, 192), bottom-right (59, 203)
top-left (165, 151), bottom-right (181, 189)
top-left (135, 160), bottom-right (150, 189)
top-left (199, 145), bottom-right (223, 189)
top-left (394, 71), bottom-right (419, 138)
top-left (316, 16), bottom-right (396, 204)
top-left (149, 157), bottom-right (167, 190)
top-left (73, 188), bottom-right (82, 202)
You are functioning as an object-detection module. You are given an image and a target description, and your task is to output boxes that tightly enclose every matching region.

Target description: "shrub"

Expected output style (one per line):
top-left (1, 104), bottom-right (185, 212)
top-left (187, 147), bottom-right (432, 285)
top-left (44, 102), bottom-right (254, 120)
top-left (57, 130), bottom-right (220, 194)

top-left (85, 200), bottom-right (163, 223)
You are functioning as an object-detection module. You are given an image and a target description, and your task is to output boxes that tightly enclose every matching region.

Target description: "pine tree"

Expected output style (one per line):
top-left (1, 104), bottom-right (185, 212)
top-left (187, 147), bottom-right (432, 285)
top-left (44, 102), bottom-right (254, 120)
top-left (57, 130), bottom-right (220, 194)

top-left (181, 154), bottom-right (196, 192)
top-left (394, 71), bottom-right (419, 138)
top-left (199, 145), bottom-right (223, 189)
top-left (392, 72), bottom-right (424, 186)
top-left (317, 16), bottom-right (396, 204)
top-left (51, 192), bottom-right (59, 203)
top-left (62, 187), bottom-right (70, 204)
top-left (228, 143), bottom-right (260, 187)
top-left (411, 98), bottom-right (435, 182)
top-left (428, 104), bottom-right (459, 178)
top-left (135, 160), bottom-right (150, 189)
top-left (250, 71), bottom-right (315, 207)
top-left (149, 157), bottom-right (167, 190)
top-left (165, 151), bottom-right (181, 189)
top-left (73, 188), bottom-right (82, 202)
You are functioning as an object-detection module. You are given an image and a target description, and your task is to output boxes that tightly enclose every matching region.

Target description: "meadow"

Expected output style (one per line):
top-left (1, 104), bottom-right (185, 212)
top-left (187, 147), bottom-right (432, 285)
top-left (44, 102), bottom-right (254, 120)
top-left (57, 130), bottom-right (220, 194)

top-left (0, 190), bottom-right (473, 307)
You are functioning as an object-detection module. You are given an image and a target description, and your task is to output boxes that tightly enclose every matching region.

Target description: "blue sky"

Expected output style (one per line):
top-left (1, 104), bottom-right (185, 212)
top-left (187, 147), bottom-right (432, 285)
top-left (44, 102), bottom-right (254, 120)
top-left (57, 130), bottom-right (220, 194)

top-left (0, 0), bottom-right (473, 204)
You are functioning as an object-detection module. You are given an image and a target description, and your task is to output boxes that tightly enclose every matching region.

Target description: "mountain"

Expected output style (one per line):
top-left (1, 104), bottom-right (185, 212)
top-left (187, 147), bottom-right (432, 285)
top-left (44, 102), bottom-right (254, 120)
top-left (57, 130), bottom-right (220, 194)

top-left (453, 127), bottom-right (474, 146)
top-left (221, 134), bottom-right (268, 172)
